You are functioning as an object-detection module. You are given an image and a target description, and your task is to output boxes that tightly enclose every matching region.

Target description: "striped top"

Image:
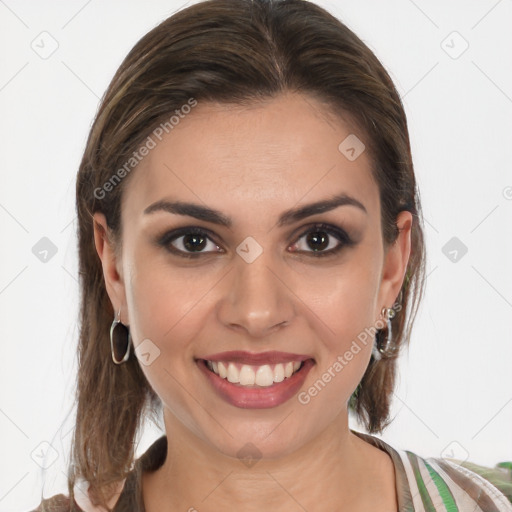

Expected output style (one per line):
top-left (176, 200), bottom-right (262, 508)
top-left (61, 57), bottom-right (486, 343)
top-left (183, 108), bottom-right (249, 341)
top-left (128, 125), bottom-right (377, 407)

top-left (34, 430), bottom-right (512, 511)
top-left (351, 430), bottom-right (512, 511)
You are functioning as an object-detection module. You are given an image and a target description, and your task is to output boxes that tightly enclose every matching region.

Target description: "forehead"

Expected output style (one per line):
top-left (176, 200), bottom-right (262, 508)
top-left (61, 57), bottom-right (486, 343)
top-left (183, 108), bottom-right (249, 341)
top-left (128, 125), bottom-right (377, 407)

top-left (122, 92), bottom-right (379, 223)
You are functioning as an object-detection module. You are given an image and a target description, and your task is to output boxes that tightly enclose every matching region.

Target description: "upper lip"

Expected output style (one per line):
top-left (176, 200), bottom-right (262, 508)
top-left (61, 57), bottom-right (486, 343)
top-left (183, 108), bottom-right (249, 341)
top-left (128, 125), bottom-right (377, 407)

top-left (199, 350), bottom-right (313, 365)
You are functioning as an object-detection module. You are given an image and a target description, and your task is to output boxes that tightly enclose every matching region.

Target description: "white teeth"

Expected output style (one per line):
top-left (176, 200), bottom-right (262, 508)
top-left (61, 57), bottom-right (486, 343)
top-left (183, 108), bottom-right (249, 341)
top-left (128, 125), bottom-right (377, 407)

top-left (255, 365), bottom-right (274, 387)
top-left (218, 361), bottom-right (227, 378)
top-left (227, 363), bottom-right (239, 383)
top-left (239, 365), bottom-right (255, 385)
top-left (273, 363), bottom-right (285, 383)
top-left (205, 359), bottom-right (304, 387)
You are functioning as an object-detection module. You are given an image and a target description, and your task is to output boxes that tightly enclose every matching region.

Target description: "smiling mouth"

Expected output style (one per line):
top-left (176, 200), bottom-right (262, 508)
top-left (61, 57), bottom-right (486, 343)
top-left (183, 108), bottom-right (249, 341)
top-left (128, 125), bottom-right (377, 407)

top-left (200, 359), bottom-right (307, 387)
top-left (196, 355), bottom-right (315, 409)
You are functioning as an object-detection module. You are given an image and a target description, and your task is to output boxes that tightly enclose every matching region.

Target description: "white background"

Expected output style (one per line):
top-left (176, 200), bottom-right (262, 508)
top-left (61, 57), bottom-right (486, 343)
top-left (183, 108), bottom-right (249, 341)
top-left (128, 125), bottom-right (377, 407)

top-left (1, 0), bottom-right (511, 510)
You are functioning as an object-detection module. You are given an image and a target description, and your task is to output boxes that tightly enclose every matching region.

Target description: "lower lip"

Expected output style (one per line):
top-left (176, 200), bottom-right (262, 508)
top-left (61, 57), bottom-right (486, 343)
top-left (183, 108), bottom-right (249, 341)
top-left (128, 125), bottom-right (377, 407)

top-left (197, 358), bottom-right (315, 409)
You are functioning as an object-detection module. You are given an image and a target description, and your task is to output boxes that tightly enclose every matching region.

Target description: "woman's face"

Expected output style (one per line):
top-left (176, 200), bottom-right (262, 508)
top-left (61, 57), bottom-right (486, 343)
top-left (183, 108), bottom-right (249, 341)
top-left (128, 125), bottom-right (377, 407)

top-left (94, 92), bottom-right (411, 459)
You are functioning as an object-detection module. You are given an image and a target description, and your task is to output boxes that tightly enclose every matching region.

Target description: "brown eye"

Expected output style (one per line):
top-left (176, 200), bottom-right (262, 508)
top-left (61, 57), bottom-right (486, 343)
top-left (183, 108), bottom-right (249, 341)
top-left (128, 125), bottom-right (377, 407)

top-left (305, 231), bottom-right (330, 252)
top-left (290, 223), bottom-right (354, 257)
top-left (181, 232), bottom-right (208, 252)
top-left (158, 227), bottom-right (222, 257)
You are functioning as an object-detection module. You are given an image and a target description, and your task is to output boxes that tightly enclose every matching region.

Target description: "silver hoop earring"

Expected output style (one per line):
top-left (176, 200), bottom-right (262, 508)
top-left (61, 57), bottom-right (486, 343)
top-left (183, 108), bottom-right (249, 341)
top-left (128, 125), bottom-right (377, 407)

top-left (372, 306), bottom-right (398, 361)
top-left (110, 307), bottom-right (131, 364)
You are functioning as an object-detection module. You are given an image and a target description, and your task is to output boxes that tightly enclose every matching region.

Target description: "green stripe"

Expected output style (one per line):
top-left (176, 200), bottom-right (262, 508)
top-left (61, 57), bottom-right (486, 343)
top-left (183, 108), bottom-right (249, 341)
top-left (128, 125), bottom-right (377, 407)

top-left (424, 460), bottom-right (459, 512)
top-left (407, 451), bottom-right (437, 512)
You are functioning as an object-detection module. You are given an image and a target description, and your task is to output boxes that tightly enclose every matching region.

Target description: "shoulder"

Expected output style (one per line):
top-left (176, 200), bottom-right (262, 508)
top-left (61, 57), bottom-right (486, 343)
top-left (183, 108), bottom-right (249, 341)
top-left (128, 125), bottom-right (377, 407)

top-left (30, 436), bottom-right (167, 512)
top-left (445, 458), bottom-right (512, 506)
top-left (351, 429), bottom-right (512, 511)
top-left (403, 450), bottom-right (512, 511)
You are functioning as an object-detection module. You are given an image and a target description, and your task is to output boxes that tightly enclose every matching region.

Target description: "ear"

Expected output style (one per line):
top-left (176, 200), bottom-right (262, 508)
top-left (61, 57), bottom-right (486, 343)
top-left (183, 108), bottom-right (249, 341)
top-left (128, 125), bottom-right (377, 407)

top-left (376, 210), bottom-right (412, 317)
top-left (93, 212), bottom-right (128, 324)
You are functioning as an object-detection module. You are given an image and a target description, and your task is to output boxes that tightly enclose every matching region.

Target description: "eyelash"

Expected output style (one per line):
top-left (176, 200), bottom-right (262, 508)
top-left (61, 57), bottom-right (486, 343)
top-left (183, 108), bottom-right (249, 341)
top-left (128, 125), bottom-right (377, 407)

top-left (156, 223), bottom-right (355, 259)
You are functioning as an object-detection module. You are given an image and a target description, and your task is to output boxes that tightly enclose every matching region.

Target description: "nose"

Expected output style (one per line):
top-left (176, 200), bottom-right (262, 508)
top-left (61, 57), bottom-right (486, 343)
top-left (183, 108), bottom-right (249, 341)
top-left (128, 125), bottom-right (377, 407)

top-left (216, 247), bottom-right (296, 338)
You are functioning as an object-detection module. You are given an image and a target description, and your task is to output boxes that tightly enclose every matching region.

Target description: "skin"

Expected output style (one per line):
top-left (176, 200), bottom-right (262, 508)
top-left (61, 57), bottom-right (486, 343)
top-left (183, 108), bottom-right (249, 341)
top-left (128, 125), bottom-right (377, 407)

top-left (93, 92), bottom-right (411, 511)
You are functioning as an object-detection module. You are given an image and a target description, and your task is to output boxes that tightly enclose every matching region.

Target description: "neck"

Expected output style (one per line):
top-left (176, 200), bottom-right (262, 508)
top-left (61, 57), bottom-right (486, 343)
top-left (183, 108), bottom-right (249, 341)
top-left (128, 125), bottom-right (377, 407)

top-left (142, 409), bottom-right (394, 512)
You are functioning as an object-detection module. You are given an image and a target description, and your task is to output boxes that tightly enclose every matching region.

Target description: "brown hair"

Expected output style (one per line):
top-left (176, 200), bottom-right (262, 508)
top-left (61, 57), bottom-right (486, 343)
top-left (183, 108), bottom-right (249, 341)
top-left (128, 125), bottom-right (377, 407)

top-left (67, 0), bottom-right (426, 508)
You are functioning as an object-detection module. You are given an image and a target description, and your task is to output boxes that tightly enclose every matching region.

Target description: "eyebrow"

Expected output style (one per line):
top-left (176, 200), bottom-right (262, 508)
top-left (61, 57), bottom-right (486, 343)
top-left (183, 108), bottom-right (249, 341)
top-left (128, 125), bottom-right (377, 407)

top-left (143, 192), bottom-right (367, 228)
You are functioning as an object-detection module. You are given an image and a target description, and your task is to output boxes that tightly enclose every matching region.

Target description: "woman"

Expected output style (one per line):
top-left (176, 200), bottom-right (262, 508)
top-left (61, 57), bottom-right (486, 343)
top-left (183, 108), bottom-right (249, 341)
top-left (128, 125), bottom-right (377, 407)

top-left (34, 0), bottom-right (512, 510)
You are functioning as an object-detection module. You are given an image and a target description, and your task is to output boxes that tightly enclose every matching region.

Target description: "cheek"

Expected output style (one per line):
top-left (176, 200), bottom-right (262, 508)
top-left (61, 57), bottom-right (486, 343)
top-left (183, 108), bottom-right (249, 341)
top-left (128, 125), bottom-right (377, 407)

top-left (123, 258), bottom-right (216, 431)
top-left (295, 279), bottom-right (377, 418)
top-left (291, 254), bottom-right (380, 406)
top-left (125, 251), bottom-right (217, 346)
top-left (123, 251), bottom-right (229, 394)
top-left (295, 252), bottom-right (381, 349)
